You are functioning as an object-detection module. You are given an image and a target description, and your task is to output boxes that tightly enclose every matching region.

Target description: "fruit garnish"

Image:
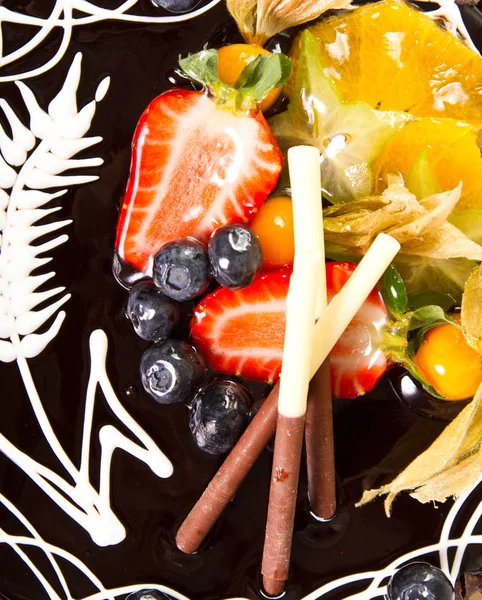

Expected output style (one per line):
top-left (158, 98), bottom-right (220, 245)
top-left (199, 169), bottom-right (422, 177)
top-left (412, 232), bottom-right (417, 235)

top-left (153, 238), bottom-right (212, 302)
top-left (115, 49), bottom-right (291, 274)
top-left (191, 262), bottom-right (391, 399)
top-left (405, 148), bottom-right (440, 201)
top-left (151, 0), bottom-right (201, 12)
top-left (327, 262), bottom-right (389, 399)
top-left (217, 44), bottom-right (281, 112)
top-left (291, 0), bottom-right (482, 129)
top-left (140, 339), bottom-right (206, 405)
top-left (372, 117), bottom-right (482, 243)
top-left (387, 563), bottom-right (454, 600)
top-left (208, 224), bottom-right (262, 289)
top-left (127, 281), bottom-right (181, 342)
top-left (413, 322), bottom-right (482, 400)
top-left (191, 268), bottom-right (291, 383)
top-left (322, 177), bottom-right (482, 299)
top-left (226, 0), bottom-right (351, 48)
top-left (250, 195), bottom-right (295, 268)
top-left (126, 591), bottom-right (171, 600)
top-left (358, 265), bottom-right (482, 514)
top-left (189, 376), bottom-right (252, 454)
top-left (270, 30), bottom-right (412, 203)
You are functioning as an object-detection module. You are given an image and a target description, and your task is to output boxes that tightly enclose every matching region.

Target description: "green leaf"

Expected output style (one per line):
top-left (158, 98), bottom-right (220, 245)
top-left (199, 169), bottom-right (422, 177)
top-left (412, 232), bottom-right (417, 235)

top-left (394, 254), bottom-right (477, 304)
top-left (179, 49), bottom-right (291, 112)
top-left (179, 49), bottom-right (221, 87)
top-left (409, 305), bottom-right (453, 331)
top-left (406, 147), bottom-right (440, 200)
top-left (380, 265), bottom-right (407, 319)
top-left (406, 305), bottom-right (460, 357)
top-left (235, 53), bottom-right (292, 103)
top-left (408, 291), bottom-right (456, 312)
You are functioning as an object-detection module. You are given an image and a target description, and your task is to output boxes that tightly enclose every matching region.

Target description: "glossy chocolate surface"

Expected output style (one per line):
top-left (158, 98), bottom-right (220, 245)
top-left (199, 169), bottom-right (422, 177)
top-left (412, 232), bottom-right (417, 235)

top-left (1, 2), bottom-right (482, 599)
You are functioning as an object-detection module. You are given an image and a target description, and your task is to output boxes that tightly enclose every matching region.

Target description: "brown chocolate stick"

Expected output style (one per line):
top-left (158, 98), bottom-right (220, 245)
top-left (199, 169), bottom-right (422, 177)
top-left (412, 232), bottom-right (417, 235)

top-left (176, 234), bottom-right (401, 556)
top-left (261, 414), bottom-right (305, 597)
top-left (305, 359), bottom-right (336, 520)
top-left (176, 383), bottom-right (279, 554)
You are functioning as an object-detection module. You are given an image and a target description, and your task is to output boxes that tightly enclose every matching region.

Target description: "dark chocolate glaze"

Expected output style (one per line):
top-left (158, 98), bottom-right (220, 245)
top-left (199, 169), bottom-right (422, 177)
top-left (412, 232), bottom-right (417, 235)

top-left (1, 2), bottom-right (482, 599)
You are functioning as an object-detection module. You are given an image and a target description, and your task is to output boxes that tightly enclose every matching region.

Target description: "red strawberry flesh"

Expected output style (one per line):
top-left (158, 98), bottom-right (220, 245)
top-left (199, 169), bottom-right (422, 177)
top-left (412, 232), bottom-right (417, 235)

top-left (327, 262), bottom-right (388, 399)
top-left (191, 262), bottom-right (388, 398)
top-left (116, 89), bottom-right (283, 274)
top-left (191, 268), bottom-right (292, 383)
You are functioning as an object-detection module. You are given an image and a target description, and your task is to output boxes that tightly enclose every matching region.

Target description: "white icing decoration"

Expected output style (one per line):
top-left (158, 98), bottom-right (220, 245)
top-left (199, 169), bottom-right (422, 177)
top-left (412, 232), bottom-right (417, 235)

top-left (0, 55), bottom-right (173, 549)
top-left (0, 52), bottom-right (107, 362)
top-left (0, 329), bottom-right (173, 548)
top-left (0, 0), bottom-right (480, 596)
top-left (1, 476), bottom-right (482, 599)
top-left (0, 0), bottom-right (223, 83)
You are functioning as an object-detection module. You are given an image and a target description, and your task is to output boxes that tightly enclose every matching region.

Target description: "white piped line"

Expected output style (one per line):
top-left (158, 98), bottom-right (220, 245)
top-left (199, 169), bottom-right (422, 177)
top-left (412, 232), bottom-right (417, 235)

top-left (0, 0), bottom-right (223, 82)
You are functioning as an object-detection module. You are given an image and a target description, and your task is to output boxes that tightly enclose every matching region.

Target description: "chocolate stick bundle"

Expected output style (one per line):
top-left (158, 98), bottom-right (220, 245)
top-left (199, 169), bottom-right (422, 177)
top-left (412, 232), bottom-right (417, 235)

top-left (294, 145), bottom-right (336, 522)
top-left (176, 232), bottom-right (400, 557)
top-left (261, 146), bottom-right (323, 596)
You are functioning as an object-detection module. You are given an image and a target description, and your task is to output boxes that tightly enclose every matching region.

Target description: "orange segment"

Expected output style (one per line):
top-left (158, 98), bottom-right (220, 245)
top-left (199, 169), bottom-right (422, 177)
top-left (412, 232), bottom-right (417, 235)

top-left (371, 118), bottom-right (482, 240)
top-left (217, 44), bottom-right (281, 112)
top-left (292, 0), bottom-right (482, 128)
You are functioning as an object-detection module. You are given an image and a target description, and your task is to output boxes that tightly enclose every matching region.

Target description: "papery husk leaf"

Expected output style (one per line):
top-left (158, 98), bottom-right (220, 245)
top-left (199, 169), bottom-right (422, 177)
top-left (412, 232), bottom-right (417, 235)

top-left (410, 444), bottom-right (482, 504)
top-left (394, 254), bottom-right (476, 302)
top-left (461, 264), bottom-right (482, 355)
top-left (323, 180), bottom-right (482, 261)
top-left (227, 0), bottom-right (352, 47)
top-left (357, 382), bottom-right (482, 515)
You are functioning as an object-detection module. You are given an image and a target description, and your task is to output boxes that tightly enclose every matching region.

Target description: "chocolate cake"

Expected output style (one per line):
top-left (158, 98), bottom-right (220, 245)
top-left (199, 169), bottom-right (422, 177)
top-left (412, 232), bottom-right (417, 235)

top-left (1, 1), bottom-right (482, 599)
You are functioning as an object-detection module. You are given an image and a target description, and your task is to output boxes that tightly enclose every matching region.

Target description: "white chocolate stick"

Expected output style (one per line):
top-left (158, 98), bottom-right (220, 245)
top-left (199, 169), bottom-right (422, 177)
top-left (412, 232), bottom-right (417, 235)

top-left (262, 147), bottom-right (322, 596)
top-left (277, 252), bottom-right (319, 418)
top-left (310, 233), bottom-right (401, 378)
top-left (277, 146), bottom-right (323, 418)
top-left (288, 146), bottom-right (326, 315)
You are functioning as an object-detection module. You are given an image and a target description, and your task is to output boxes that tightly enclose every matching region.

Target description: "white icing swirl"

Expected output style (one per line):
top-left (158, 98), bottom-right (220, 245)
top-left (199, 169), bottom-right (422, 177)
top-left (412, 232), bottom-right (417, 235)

top-left (0, 329), bottom-right (173, 548)
top-left (0, 0), bottom-right (223, 83)
top-left (1, 474), bottom-right (482, 599)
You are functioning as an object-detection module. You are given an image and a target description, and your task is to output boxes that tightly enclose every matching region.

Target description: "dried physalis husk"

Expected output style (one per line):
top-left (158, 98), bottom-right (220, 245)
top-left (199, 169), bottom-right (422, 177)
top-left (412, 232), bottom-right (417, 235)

top-left (227, 0), bottom-right (352, 47)
top-left (462, 264), bottom-right (482, 356)
top-left (357, 380), bottom-right (482, 515)
top-left (323, 179), bottom-right (482, 261)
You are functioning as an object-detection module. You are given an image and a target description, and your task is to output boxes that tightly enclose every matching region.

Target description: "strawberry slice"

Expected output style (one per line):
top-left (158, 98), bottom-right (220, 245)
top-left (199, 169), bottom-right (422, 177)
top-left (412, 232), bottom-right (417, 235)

top-left (116, 50), bottom-right (291, 274)
top-left (191, 262), bottom-right (389, 398)
top-left (327, 262), bottom-right (388, 400)
top-left (191, 268), bottom-right (292, 383)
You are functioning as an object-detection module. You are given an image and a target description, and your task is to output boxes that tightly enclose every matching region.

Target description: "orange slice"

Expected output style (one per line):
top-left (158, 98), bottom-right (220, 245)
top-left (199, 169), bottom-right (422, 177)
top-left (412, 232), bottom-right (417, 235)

top-left (290, 0), bottom-right (482, 129)
top-left (371, 118), bottom-right (482, 242)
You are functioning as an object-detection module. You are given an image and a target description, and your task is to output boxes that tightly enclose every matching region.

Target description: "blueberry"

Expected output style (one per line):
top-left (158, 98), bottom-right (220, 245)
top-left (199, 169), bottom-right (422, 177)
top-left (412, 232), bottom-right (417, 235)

top-left (151, 0), bottom-right (201, 13)
top-left (189, 377), bottom-right (252, 454)
top-left (387, 562), bottom-right (454, 600)
top-left (140, 340), bottom-right (206, 405)
top-left (126, 591), bottom-right (172, 600)
top-left (153, 238), bottom-right (211, 301)
top-left (208, 225), bottom-right (262, 289)
top-left (126, 281), bottom-right (180, 342)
